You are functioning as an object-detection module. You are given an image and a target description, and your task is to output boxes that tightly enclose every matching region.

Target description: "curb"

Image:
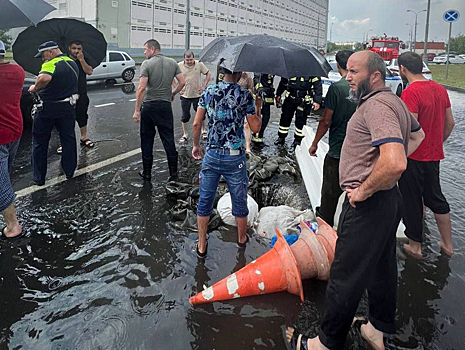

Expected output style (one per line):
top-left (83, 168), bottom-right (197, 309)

top-left (442, 84), bottom-right (465, 93)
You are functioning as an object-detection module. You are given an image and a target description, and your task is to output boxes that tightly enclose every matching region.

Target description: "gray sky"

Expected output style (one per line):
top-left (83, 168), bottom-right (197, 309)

top-left (328, 0), bottom-right (465, 44)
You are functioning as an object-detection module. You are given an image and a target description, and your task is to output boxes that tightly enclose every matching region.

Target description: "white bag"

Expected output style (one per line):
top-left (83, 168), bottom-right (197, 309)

top-left (254, 205), bottom-right (315, 239)
top-left (217, 193), bottom-right (259, 227)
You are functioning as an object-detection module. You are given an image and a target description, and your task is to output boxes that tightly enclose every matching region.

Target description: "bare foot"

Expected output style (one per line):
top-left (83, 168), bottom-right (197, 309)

top-left (360, 321), bottom-right (385, 350)
top-left (440, 239), bottom-right (454, 256)
top-left (403, 242), bottom-right (423, 259)
top-left (2, 224), bottom-right (22, 238)
top-left (285, 327), bottom-right (329, 350)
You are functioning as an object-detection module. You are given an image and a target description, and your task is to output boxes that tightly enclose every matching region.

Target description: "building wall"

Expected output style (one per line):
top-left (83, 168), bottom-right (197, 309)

top-left (43, 0), bottom-right (328, 51)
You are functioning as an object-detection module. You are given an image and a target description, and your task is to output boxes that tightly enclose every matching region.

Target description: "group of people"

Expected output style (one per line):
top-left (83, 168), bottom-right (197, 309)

top-left (1, 34), bottom-right (456, 349)
top-left (1, 38), bottom-right (95, 239)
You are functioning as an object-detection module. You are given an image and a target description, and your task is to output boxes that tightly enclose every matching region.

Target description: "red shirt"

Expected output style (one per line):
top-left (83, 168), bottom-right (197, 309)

top-left (0, 62), bottom-right (25, 145)
top-left (401, 80), bottom-right (451, 161)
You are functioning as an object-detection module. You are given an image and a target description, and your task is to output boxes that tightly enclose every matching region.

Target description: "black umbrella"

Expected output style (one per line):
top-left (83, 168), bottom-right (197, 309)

top-left (199, 35), bottom-right (332, 78)
top-left (13, 18), bottom-right (107, 75)
top-left (0, 0), bottom-right (56, 29)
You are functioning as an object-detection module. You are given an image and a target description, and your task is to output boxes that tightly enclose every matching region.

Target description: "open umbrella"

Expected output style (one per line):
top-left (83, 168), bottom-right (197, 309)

top-left (13, 18), bottom-right (107, 75)
top-left (199, 35), bottom-right (332, 78)
top-left (0, 0), bottom-right (56, 29)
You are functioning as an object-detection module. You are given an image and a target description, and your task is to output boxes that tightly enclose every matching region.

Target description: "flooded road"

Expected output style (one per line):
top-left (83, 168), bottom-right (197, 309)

top-left (1, 82), bottom-right (464, 349)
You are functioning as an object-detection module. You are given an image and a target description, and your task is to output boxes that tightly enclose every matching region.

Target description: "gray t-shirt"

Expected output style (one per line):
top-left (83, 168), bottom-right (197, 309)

top-left (140, 54), bottom-right (181, 102)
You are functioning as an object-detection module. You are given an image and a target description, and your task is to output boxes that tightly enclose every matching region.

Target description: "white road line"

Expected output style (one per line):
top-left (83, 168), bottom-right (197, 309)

top-left (129, 98), bottom-right (137, 102)
top-left (94, 103), bottom-right (116, 108)
top-left (16, 148), bottom-right (141, 198)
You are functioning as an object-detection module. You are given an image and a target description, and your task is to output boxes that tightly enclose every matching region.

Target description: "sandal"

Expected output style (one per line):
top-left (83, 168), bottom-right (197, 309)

top-left (202, 131), bottom-right (208, 140)
top-left (237, 235), bottom-right (249, 249)
top-left (56, 146), bottom-right (63, 155)
top-left (287, 328), bottom-right (309, 350)
top-left (179, 136), bottom-right (188, 143)
top-left (80, 139), bottom-right (94, 148)
top-left (1, 226), bottom-right (24, 240)
top-left (196, 240), bottom-right (208, 259)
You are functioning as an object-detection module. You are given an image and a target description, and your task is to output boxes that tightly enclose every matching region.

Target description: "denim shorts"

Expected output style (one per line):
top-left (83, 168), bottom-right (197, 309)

top-left (197, 148), bottom-right (249, 218)
top-left (0, 140), bottom-right (20, 212)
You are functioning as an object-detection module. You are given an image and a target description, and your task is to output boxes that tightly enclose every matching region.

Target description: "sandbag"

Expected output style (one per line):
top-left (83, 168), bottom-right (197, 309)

top-left (254, 205), bottom-right (315, 239)
top-left (217, 193), bottom-right (259, 227)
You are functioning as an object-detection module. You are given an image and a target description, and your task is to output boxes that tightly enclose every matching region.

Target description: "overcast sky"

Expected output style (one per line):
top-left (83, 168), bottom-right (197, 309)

top-left (328, 0), bottom-right (465, 44)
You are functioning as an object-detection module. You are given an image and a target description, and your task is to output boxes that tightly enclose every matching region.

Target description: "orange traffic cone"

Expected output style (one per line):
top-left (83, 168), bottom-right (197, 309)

top-left (189, 230), bottom-right (304, 305)
top-left (290, 218), bottom-right (338, 281)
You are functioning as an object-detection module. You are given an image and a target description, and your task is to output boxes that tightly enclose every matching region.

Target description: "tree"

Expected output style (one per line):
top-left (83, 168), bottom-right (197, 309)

top-left (0, 30), bottom-right (13, 51)
top-left (449, 34), bottom-right (465, 54)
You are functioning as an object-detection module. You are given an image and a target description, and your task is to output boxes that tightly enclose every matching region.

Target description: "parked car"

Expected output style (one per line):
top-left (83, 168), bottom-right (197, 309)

top-left (420, 52), bottom-right (436, 61)
top-left (20, 75), bottom-right (37, 126)
top-left (322, 62), bottom-right (403, 98)
top-left (88, 50), bottom-right (136, 82)
top-left (433, 54), bottom-right (465, 64)
top-left (386, 58), bottom-right (432, 80)
top-left (459, 54), bottom-right (465, 60)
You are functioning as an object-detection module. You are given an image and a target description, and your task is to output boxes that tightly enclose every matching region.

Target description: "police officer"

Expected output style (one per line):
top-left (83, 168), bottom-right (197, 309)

top-left (275, 76), bottom-right (322, 147)
top-left (251, 73), bottom-right (275, 145)
top-left (29, 41), bottom-right (79, 186)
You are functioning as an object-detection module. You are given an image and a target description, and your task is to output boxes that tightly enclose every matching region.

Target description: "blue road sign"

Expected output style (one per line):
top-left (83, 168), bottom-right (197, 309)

top-left (443, 10), bottom-right (460, 23)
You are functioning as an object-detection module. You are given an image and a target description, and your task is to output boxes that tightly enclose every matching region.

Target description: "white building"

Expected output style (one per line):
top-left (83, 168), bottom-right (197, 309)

top-left (44, 0), bottom-right (328, 51)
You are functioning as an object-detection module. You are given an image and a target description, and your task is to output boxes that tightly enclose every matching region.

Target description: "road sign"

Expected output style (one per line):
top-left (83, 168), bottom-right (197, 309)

top-left (443, 9), bottom-right (460, 23)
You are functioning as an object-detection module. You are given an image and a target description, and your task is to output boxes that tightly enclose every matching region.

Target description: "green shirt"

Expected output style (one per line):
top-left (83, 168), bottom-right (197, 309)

top-left (140, 54), bottom-right (181, 103)
top-left (324, 77), bottom-right (357, 159)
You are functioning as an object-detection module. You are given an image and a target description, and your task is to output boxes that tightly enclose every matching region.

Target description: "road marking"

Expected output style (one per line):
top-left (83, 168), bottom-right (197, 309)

top-left (129, 98), bottom-right (137, 101)
top-left (94, 103), bottom-right (116, 108)
top-left (16, 148), bottom-right (141, 198)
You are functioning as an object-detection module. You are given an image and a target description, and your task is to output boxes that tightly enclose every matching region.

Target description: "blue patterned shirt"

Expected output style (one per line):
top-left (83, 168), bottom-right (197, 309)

top-left (198, 81), bottom-right (256, 150)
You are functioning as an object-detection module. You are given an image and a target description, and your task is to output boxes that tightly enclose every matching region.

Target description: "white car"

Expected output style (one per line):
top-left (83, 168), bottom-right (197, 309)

top-left (88, 50), bottom-right (136, 82)
top-left (322, 62), bottom-right (403, 98)
top-left (386, 58), bottom-right (432, 81)
top-left (432, 54), bottom-right (465, 64)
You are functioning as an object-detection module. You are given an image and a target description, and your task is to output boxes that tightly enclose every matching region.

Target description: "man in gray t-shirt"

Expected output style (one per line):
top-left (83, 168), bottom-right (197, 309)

top-left (132, 39), bottom-right (185, 182)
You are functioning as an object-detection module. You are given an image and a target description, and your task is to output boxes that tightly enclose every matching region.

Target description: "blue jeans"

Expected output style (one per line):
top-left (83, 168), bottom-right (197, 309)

top-left (0, 140), bottom-right (20, 212)
top-left (197, 148), bottom-right (248, 218)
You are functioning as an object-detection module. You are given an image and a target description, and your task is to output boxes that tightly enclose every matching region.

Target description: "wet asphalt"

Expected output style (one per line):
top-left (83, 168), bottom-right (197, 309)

top-left (1, 69), bottom-right (465, 349)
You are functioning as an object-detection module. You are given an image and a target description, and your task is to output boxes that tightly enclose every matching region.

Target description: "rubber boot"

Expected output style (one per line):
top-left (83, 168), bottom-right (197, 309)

top-left (292, 137), bottom-right (303, 149)
top-left (274, 136), bottom-right (286, 146)
top-left (138, 156), bottom-right (153, 181)
top-left (167, 155), bottom-right (178, 182)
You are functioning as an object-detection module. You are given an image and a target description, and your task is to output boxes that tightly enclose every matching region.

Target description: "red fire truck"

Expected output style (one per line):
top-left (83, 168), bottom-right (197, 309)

top-left (367, 36), bottom-right (405, 61)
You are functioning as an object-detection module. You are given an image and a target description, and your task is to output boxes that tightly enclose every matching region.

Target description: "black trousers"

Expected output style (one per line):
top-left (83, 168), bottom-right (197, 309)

top-left (140, 100), bottom-right (177, 168)
top-left (398, 159), bottom-right (450, 242)
top-left (180, 96), bottom-right (199, 123)
top-left (319, 187), bottom-right (402, 350)
top-left (257, 103), bottom-right (271, 138)
top-left (32, 108), bottom-right (77, 183)
top-left (277, 97), bottom-right (311, 142)
top-left (75, 93), bottom-right (90, 128)
top-left (318, 155), bottom-right (342, 227)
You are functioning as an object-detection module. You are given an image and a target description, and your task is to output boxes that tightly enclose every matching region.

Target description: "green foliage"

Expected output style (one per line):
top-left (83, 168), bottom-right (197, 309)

top-left (326, 41), bottom-right (364, 54)
top-left (0, 30), bottom-right (13, 50)
top-left (449, 34), bottom-right (465, 54)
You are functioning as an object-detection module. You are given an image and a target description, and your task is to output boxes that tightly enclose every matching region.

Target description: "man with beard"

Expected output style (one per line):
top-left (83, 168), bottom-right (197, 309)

top-left (285, 51), bottom-right (424, 350)
top-left (397, 52), bottom-right (455, 258)
top-left (133, 39), bottom-right (185, 182)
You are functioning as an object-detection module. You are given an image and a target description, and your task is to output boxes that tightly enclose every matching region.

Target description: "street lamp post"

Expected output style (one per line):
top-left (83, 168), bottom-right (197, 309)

top-left (406, 23), bottom-right (414, 51)
top-left (407, 9), bottom-right (426, 53)
top-left (330, 22), bottom-right (334, 43)
top-left (365, 29), bottom-right (372, 43)
top-left (423, 0), bottom-right (432, 63)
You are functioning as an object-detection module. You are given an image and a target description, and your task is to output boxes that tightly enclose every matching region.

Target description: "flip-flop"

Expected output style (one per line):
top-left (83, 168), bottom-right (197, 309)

top-left (179, 136), bottom-right (188, 143)
top-left (196, 240), bottom-right (208, 259)
top-left (286, 328), bottom-right (309, 350)
top-left (56, 146), bottom-right (63, 155)
top-left (237, 235), bottom-right (249, 249)
top-left (202, 132), bottom-right (208, 140)
top-left (1, 226), bottom-right (24, 240)
top-left (80, 139), bottom-right (94, 148)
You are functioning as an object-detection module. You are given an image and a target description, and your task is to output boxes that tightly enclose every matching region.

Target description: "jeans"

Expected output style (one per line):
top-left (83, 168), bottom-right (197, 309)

top-left (197, 148), bottom-right (248, 217)
top-left (32, 109), bottom-right (77, 183)
top-left (0, 140), bottom-right (20, 211)
top-left (140, 100), bottom-right (178, 168)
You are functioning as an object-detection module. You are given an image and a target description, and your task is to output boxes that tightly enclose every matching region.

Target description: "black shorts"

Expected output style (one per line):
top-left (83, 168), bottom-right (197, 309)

top-left (398, 159), bottom-right (450, 242)
top-left (180, 96), bottom-right (199, 123)
top-left (75, 93), bottom-right (90, 128)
